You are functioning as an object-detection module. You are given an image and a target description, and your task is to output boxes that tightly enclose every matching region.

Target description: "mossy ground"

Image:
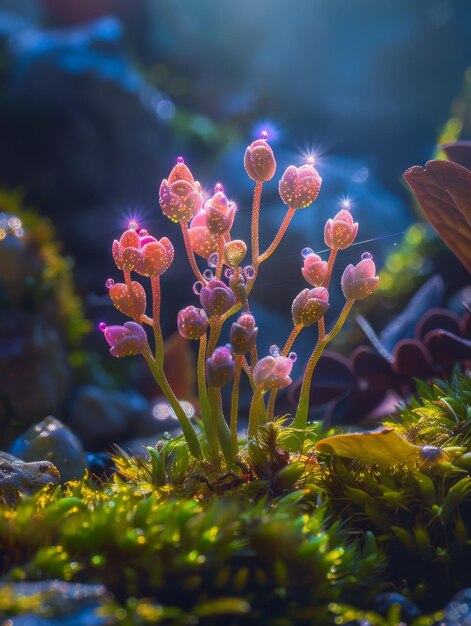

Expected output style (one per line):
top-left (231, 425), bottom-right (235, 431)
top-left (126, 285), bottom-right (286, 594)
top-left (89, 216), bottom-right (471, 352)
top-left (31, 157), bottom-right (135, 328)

top-left (2, 373), bottom-right (471, 625)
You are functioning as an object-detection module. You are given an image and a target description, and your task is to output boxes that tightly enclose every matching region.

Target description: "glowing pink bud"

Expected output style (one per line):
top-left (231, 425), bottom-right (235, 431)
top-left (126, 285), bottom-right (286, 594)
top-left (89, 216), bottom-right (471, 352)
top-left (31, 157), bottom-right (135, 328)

top-left (159, 161), bottom-right (203, 224)
top-left (244, 138), bottom-right (276, 182)
top-left (109, 281), bottom-right (147, 319)
top-left (135, 238), bottom-right (174, 277)
top-left (188, 210), bottom-right (219, 259)
top-left (177, 306), bottom-right (208, 340)
top-left (324, 209), bottom-right (358, 250)
top-left (279, 164), bottom-right (322, 209)
top-left (204, 190), bottom-right (236, 235)
top-left (206, 346), bottom-right (235, 387)
top-left (301, 253), bottom-right (328, 287)
top-left (292, 287), bottom-right (330, 327)
top-left (104, 321), bottom-right (148, 358)
top-left (253, 354), bottom-right (293, 391)
top-left (341, 257), bottom-right (379, 301)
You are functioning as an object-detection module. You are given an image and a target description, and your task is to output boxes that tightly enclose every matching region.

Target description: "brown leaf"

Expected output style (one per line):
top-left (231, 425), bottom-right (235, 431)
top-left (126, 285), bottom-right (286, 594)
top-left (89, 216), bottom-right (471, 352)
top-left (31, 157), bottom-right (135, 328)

top-left (403, 159), bottom-right (471, 274)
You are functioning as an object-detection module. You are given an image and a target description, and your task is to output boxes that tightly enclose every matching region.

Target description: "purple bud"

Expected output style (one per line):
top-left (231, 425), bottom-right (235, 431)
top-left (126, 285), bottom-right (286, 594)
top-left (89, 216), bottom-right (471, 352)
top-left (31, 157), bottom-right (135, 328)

top-left (206, 346), bottom-right (235, 387)
top-left (324, 209), bottom-right (358, 250)
top-left (244, 139), bottom-right (276, 182)
top-left (230, 314), bottom-right (258, 354)
top-left (103, 321), bottom-right (148, 358)
top-left (177, 306), bottom-right (208, 340)
top-left (341, 257), bottom-right (379, 301)
top-left (292, 287), bottom-right (330, 327)
top-left (200, 279), bottom-right (235, 317)
top-left (279, 164), bottom-right (322, 210)
top-left (253, 354), bottom-right (293, 391)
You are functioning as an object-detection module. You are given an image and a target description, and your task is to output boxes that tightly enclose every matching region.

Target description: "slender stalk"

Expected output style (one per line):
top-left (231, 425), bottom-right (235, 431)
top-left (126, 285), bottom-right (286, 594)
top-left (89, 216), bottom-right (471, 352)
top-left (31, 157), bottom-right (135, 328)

top-left (150, 276), bottom-right (164, 365)
top-left (251, 181), bottom-right (263, 271)
top-left (180, 221), bottom-right (206, 284)
top-left (208, 386), bottom-right (233, 466)
top-left (215, 235), bottom-right (225, 280)
top-left (293, 300), bottom-right (353, 431)
top-left (207, 317), bottom-right (222, 356)
top-left (248, 389), bottom-right (266, 438)
top-left (258, 207), bottom-right (296, 264)
top-left (266, 324), bottom-right (302, 421)
top-left (250, 344), bottom-right (258, 369)
top-left (145, 355), bottom-right (202, 459)
top-left (230, 357), bottom-right (242, 455)
top-left (197, 334), bottom-right (216, 457)
top-left (323, 249), bottom-right (338, 290)
top-left (242, 357), bottom-right (255, 390)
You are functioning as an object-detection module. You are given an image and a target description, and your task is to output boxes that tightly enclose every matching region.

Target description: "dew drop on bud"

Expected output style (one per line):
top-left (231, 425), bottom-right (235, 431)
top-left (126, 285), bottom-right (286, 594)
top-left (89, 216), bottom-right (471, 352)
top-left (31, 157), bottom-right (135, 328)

top-left (289, 352), bottom-right (297, 362)
top-left (193, 281), bottom-right (203, 295)
top-left (128, 220), bottom-right (138, 231)
top-left (269, 344), bottom-right (281, 357)
top-left (214, 183), bottom-right (224, 193)
top-left (243, 265), bottom-right (255, 280)
top-left (260, 130), bottom-right (268, 140)
top-left (176, 156), bottom-right (184, 164)
top-left (301, 247), bottom-right (314, 259)
top-left (361, 252), bottom-right (373, 261)
top-left (208, 252), bottom-right (219, 268)
top-left (224, 268), bottom-right (233, 279)
top-left (139, 229), bottom-right (149, 237)
top-left (340, 199), bottom-right (351, 210)
top-left (98, 322), bottom-right (107, 332)
top-left (105, 278), bottom-right (115, 289)
top-left (203, 269), bottom-right (214, 280)
top-left (306, 155), bottom-right (315, 165)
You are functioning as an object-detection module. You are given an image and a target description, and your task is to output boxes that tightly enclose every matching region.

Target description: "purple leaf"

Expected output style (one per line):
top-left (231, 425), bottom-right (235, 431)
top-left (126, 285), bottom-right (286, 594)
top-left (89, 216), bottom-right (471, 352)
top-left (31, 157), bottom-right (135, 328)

top-left (392, 339), bottom-right (434, 379)
top-left (415, 307), bottom-right (461, 342)
top-left (441, 141), bottom-right (471, 170)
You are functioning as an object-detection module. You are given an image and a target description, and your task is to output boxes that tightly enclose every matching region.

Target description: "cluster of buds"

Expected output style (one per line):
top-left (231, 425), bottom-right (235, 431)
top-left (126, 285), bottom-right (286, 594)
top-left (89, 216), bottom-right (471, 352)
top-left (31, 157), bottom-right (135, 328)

top-left (100, 129), bottom-right (380, 464)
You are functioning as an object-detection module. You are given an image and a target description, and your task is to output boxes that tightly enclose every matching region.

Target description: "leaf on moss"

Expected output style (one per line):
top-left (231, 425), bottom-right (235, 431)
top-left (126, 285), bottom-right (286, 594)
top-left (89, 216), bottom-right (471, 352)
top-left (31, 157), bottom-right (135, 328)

top-left (403, 159), bottom-right (471, 274)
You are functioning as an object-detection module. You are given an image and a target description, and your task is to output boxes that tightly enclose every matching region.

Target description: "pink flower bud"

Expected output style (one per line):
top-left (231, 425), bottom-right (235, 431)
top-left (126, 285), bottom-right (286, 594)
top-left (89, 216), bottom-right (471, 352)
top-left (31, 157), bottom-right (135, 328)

top-left (253, 354), bottom-right (293, 391)
top-left (104, 321), bottom-right (148, 358)
top-left (244, 139), bottom-right (276, 182)
top-left (112, 228), bottom-right (174, 277)
top-left (301, 253), bottom-right (328, 287)
top-left (279, 164), bottom-right (322, 209)
top-left (200, 279), bottom-right (235, 317)
top-left (177, 306), bottom-right (208, 340)
top-left (188, 210), bottom-right (219, 259)
top-left (341, 256), bottom-right (379, 301)
top-left (109, 281), bottom-right (147, 319)
top-left (230, 313), bottom-right (258, 355)
top-left (206, 346), bottom-right (235, 387)
top-left (159, 161), bottom-right (203, 223)
top-left (292, 287), bottom-right (330, 327)
top-left (204, 190), bottom-right (236, 235)
top-left (324, 209), bottom-right (358, 250)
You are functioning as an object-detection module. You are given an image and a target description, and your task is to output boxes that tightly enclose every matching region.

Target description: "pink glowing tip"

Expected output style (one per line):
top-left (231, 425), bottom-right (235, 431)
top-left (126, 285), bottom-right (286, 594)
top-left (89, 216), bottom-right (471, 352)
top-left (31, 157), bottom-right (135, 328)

top-left (176, 156), bottom-right (184, 164)
top-left (128, 220), bottom-right (138, 231)
top-left (306, 155), bottom-right (316, 165)
top-left (340, 199), bottom-right (351, 210)
top-left (214, 183), bottom-right (224, 193)
top-left (105, 278), bottom-right (115, 289)
top-left (259, 130), bottom-right (268, 140)
top-left (98, 322), bottom-right (107, 332)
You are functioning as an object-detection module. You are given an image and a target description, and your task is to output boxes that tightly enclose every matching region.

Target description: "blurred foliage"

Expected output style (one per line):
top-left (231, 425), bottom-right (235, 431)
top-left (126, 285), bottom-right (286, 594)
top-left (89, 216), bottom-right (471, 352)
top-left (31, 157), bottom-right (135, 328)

top-left (0, 187), bottom-right (91, 355)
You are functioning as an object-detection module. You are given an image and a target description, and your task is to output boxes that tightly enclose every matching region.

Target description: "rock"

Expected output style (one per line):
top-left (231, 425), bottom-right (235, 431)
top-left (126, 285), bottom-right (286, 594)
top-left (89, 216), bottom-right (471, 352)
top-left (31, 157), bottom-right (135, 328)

top-left (67, 385), bottom-right (154, 449)
top-left (10, 417), bottom-right (87, 482)
top-left (0, 580), bottom-right (116, 625)
top-left (0, 451), bottom-right (60, 495)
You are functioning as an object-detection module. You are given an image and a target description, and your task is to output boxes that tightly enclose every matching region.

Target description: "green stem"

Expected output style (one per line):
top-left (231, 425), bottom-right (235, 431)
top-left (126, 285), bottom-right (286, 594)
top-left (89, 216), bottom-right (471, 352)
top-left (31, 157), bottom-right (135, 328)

top-left (251, 181), bottom-right (263, 273)
top-left (248, 389), bottom-right (266, 438)
top-left (207, 317), bottom-right (222, 356)
top-left (230, 357), bottom-right (242, 456)
top-left (208, 386), bottom-right (233, 467)
top-left (293, 300), bottom-right (354, 431)
top-left (197, 334), bottom-right (216, 457)
top-left (150, 276), bottom-right (164, 365)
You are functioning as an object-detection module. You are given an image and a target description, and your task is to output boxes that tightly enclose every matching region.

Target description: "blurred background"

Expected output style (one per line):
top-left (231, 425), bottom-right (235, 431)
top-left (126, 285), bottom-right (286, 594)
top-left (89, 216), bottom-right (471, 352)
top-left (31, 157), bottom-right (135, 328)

top-left (1, 0), bottom-right (471, 457)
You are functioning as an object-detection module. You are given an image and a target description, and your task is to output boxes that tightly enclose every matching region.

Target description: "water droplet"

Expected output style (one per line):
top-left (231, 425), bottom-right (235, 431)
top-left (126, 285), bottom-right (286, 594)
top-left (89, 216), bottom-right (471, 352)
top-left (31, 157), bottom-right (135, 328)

top-left (208, 252), bottom-right (219, 268)
top-left (214, 183), bottom-right (224, 193)
top-left (269, 344), bottom-right (281, 357)
top-left (128, 220), bottom-right (138, 231)
top-left (162, 431), bottom-right (172, 440)
top-left (243, 265), bottom-right (255, 280)
top-left (289, 352), bottom-right (297, 362)
top-left (260, 130), bottom-right (268, 140)
top-left (193, 281), bottom-right (203, 295)
top-left (105, 278), bottom-right (115, 289)
top-left (176, 156), bottom-right (184, 164)
top-left (139, 229), bottom-right (149, 237)
top-left (203, 269), bottom-right (214, 281)
top-left (340, 199), bottom-right (351, 210)
top-left (361, 252), bottom-right (373, 261)
top-left (301, 247), bottom-right (314, 259)
top-left (306, 155), bottom-right (315, 165)
top-left (224, 268), bottom-right (234, 279)
top-left (98, 322), bottom-right (107, 332)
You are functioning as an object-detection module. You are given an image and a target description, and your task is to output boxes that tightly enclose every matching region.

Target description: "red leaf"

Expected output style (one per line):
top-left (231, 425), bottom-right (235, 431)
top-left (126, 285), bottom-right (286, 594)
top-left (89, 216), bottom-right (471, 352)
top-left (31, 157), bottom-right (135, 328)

top-left (403, 159), bottom-right (471, 274)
